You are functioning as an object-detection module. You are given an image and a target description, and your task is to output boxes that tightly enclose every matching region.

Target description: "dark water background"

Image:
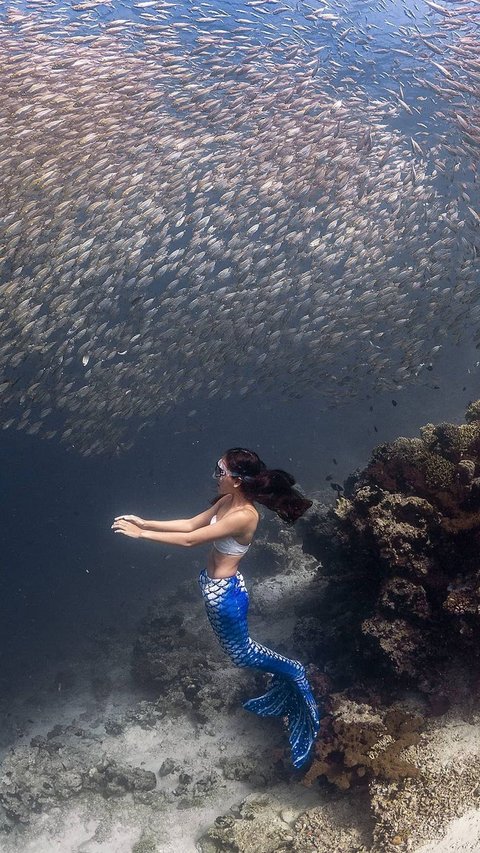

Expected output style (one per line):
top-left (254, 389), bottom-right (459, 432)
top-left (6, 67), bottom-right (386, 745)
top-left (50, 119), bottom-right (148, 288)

top-left (1, 339), bottom-right (476, 701)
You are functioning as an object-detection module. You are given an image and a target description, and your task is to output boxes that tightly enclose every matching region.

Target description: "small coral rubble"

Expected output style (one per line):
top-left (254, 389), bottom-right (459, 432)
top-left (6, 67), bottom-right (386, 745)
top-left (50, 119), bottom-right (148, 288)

top-left (300, 401), bottom-right (480, 694)
top-left (198, 788), bottom-right (376, 853)
top-left (131, 583), bottom-right (261, 722)
top-left (0, 728), bottom-right (156, 826)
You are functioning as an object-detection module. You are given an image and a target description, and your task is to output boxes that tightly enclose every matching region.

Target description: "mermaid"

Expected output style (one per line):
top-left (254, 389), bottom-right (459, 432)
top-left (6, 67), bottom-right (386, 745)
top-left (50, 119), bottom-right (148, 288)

top-left (111, 447), bottom-right (320, 769)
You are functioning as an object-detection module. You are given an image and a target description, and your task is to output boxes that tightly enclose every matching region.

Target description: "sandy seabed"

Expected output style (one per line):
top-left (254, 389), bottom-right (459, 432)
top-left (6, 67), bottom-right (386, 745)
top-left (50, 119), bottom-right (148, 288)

top-left (1, 524), bottom-right (480, 853)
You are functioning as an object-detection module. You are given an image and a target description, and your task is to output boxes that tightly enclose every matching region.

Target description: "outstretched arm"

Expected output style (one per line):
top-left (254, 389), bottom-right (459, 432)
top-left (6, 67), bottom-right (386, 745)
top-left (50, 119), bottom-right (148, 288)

top-left (115, 496), bottom-right (228, 533)
top-left (140, 518), bottom-right (193, 532)
top-left (112, 506), bottom-right (251, 547)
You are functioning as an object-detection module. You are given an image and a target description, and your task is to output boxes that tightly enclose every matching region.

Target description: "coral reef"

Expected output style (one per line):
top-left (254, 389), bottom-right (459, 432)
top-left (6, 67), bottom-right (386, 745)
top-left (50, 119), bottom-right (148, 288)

top-left (368, 743), bottom-right (480, 853)
top-left (199, 709), bottom-right (480, 853)
top-left (219, 751), bottom-right (282, 788)
top-left (298, 401), bottom-right (480, 703)
top-left (302, 692), bottom-right (423, 790)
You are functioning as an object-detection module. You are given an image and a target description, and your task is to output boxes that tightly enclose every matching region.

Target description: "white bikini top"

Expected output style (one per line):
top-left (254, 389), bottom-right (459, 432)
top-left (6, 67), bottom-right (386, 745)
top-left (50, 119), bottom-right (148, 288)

top-left (209, 514), bottom-right (251, 556)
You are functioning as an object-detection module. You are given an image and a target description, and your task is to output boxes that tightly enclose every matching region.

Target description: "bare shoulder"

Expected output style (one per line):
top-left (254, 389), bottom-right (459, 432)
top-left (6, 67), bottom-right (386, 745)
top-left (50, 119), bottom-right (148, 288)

top-left (237, 503), bottom-right (259, 527)
top-left (189, 495), bottom-right (231, 530)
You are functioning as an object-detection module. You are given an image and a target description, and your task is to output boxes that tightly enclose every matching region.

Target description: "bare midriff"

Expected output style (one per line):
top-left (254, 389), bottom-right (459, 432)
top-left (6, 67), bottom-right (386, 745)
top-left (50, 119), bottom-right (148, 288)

top-left (206, 548), bottom-right (246, 579)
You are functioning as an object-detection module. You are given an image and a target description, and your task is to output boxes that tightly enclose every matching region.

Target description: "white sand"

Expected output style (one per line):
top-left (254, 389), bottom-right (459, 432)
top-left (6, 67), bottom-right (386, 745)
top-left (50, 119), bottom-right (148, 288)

top-left (415, 809), bottom-right (480, 853)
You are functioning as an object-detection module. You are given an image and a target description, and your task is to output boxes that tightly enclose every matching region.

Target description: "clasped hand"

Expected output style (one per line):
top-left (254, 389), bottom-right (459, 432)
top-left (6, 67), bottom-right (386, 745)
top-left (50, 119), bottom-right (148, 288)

top-left (111, 514), bottom-right (145, 538)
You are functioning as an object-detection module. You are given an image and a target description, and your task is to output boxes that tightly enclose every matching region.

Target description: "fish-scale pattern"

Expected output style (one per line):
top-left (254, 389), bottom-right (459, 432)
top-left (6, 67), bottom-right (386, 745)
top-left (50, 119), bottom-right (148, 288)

top-left (198, 568), bottom-right (320, 768)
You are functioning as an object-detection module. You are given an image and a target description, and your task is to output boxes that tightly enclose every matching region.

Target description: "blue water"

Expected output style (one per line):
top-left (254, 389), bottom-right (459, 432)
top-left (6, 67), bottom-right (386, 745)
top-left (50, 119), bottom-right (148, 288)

top-left (1, 0), bottom-right (480, 727)
top-left (1, 357), bottom-right (474, 699)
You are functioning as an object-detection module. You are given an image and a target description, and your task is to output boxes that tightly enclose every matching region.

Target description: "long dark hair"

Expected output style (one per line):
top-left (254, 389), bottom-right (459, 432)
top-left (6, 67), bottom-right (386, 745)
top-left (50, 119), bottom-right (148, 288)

top-left (215, 447), bottom-right (312, 524)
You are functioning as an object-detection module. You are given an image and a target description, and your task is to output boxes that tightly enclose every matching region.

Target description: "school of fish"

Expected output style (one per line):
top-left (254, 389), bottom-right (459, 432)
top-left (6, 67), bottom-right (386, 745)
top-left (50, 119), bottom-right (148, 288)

top-left (1, 0), bottom-right (480, 456)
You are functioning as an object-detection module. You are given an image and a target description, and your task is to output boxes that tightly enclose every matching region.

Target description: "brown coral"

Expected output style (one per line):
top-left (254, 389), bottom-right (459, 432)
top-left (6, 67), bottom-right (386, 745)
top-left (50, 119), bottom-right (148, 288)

top-left (302, 694), bottom-right (422, 790)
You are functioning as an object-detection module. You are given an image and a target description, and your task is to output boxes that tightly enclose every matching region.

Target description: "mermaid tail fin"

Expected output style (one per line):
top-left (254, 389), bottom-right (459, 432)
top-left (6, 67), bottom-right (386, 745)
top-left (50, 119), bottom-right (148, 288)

top-left (243, 673), bottom-right (320, 768)
top-left (242, 676), bottom-right (289, 717)
top-left (287, 691), bottom-right (318, 768)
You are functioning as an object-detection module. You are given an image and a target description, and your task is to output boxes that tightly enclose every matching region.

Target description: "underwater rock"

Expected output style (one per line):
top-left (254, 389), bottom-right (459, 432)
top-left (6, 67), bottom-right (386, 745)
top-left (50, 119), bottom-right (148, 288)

top-left (174, 770), bottom-right (221, 809)
top-left (0, 735), bottom-right (156, 824)
top-left (290, 788), bottom-right (375, 853)
top-left (158, 757), bottom-right (179, 778)
top-left (290, 815), bottom-right (370, 852)
top-left (104, 718), bottom-right (125, 736)
top-left (131, 583), bottom-right (259, 722)
top-left (302, 693), bottom-right (422, 791)
top-left (131, 579), bottom-right (223, 690)
top-left (197, 793), bottom-right (297, 853)
top-left (131, 835), bottom-right (159, 853)
top-left (132, 606), bottom-right (213, 690)
top-left (199, 786), bottom-right (375, 853)
top-left (82, 757), bottom-right (156, 797)
top-left (300, 402), bottom-right (480, 694)
top-left (369, 745), bottom-right (480, 852)
top-left (219, 751), bottom-right (283, 788)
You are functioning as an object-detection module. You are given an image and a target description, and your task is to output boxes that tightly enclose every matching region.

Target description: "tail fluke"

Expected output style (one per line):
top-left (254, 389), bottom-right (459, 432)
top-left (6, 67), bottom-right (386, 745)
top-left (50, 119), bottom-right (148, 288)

top-left (243, 673), bottom-right (320, 768)
top-left (242, 675), bottom-right (289, 717)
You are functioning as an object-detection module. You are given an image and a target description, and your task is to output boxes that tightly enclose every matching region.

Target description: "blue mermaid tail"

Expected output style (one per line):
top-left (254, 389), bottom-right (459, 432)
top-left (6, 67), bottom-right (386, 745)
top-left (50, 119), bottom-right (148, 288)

top-left (198, 568), bottom-right (320, 769)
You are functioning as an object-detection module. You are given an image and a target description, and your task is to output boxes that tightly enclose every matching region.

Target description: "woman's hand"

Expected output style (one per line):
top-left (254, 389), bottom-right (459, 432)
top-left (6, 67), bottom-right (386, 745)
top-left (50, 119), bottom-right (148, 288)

top-left (114, 514), bottom-right (146, 528)
top-left (111, 518), bottom-right (143, 538)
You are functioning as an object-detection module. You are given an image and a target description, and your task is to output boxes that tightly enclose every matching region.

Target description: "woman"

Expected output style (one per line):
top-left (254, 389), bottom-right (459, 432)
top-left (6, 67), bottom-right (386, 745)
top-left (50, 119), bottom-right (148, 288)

top-left (111, 447), bottom-right (320, 769)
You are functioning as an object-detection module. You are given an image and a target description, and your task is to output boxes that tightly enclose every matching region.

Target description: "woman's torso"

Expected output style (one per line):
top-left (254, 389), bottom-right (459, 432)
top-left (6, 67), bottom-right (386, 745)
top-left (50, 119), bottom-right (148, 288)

top-left (206, 497), bottom-right (259, 579)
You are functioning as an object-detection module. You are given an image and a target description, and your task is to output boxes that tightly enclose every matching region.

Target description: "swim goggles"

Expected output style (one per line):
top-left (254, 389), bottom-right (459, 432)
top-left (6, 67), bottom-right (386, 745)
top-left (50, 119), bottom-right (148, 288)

top-left (213, 460), bottom-right (254, 481)
top-left (213, 460), bottom-right (234, 479)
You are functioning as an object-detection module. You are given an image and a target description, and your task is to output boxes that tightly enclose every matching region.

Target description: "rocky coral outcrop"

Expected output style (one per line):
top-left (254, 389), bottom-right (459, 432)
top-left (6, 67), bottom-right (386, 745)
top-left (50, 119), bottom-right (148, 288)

top-left (198, 787), bottom-right (376, 853)
top-left (200, 709), bottom-right (480, 853)
top-left (131, 580), bottom-right (213, 694)
top-left (368, 745), bottom-right (480, 852)
top-left (198, 792), bottom-right (306, 853)
top-left (302, 692), bottom-right (423, 790)
top-left (298, 401), bottom-right (480, 703)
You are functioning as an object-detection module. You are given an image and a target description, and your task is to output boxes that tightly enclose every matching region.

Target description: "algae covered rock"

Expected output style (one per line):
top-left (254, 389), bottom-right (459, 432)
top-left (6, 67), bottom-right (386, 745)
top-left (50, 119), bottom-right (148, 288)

top-left (302, 693), bottom-right (422, 790)
top-left (301, 401), bottom-right (480, 696)
top-left (200, 784), bottom-right (375, 853)
top-left (197, 793), bottom-right (297, 853)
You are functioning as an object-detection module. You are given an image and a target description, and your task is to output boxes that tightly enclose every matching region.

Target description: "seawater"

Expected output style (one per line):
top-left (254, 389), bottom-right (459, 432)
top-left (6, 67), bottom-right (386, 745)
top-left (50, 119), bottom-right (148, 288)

top-left (1, 0), bottom-right (479, 848)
